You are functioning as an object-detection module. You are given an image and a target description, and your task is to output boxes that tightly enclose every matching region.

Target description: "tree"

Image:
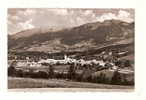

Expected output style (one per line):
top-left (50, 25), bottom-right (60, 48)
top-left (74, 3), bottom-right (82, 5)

top-left (68, 64), bottom-right (76, 80)
top-left (49, 65), bottom-right (54, 78)
top-left (8, 61), bottom-right (17, 76)
top-left (124, 60), bottom-right (131, 67)
top-left (8, 66), bottom-right (16, 76)
top-left (98, 72), bottom-right (106, 83)
top-left (111, 71), bottom-right (121, 85)
top-left (37, 71), bottom-right (48, 79)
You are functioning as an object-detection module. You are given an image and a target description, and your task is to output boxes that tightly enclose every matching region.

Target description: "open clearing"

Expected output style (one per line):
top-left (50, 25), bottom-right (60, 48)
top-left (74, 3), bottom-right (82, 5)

top-left (8, 77), bottom-right (134, 92)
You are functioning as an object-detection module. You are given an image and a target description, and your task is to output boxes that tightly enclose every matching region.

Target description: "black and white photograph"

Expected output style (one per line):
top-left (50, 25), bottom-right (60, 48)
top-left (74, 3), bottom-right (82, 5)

top-left (8, 8), bottom-right (134, 91)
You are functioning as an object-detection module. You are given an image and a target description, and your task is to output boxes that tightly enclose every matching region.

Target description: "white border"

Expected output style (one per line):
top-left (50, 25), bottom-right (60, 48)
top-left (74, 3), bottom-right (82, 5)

top-left (0, 0), bottom-right (146, 100)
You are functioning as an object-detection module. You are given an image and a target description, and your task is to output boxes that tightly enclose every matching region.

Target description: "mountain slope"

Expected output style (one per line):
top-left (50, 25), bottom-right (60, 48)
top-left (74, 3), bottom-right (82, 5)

top-left (8, 20), bottom-right (134, 53)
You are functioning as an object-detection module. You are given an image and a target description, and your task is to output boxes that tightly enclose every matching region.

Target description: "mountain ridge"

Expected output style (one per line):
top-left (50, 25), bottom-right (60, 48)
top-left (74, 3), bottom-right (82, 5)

top-left (8, 19), bottom-right (134, 53)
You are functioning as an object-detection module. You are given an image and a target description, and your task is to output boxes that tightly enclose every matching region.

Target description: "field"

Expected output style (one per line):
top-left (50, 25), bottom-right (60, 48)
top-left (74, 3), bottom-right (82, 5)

top-left (8, 77), bottom-right (134, 92)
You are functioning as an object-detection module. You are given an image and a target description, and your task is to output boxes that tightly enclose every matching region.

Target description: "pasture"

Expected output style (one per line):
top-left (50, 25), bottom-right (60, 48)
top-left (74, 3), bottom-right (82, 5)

top-left (8, 77), bottom-right (134, 90)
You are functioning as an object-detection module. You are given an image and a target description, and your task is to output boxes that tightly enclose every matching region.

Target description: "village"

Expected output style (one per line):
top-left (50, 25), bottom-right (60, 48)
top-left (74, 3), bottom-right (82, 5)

top-left (8, 49), bottom-right (134, 86)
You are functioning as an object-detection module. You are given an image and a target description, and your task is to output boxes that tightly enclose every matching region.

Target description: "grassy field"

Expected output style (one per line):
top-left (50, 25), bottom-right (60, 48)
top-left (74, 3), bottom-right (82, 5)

top-left (8, 77), bottom-right (134, 91)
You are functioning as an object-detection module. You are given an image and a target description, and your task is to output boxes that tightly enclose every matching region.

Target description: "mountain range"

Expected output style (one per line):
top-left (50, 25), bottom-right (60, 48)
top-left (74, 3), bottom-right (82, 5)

top-left (8, 20), bottom-right (134, 53)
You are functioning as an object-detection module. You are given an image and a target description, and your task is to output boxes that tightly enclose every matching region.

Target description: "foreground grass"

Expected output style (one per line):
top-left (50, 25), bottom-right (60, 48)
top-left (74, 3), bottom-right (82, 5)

top-left (8, 77), bottom-right (134, 90)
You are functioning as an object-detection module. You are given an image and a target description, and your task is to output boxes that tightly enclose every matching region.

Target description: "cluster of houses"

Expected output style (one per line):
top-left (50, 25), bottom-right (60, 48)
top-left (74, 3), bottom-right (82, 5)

top-left (8, 51), bottom-right (134, 85)
top-left (9, 52), bottom-right (129, 72)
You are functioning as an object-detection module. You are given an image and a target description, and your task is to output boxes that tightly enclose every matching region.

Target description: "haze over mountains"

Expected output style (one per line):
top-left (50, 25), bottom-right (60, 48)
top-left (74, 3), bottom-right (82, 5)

top-left (8, 20), bottom-right (134, 53)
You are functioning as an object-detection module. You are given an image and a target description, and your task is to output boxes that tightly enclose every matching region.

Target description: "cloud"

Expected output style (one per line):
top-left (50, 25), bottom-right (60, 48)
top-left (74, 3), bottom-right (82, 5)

top-left (8, 9), bottom-right (134, 34)
top-left (83, 10), bottom-right (93, 16)
top-left (8, 16), bottom-right (34, 34)
top-left (55, 9), bottom-right (68, 15)
top-left (96, 13), bottom-right (117, 22)
top-left (118, 10), bottom-right (130, 18)
top-left (95, 10), bottom-right (133, 23)
top-left (18, 9), bottom-right (36, 16)
top-left (117, 10), bottom-right (133, 22)
top-left (76, 17), bottom-right (85, 24)
top-left (11, 15), bottom-right (20, 20)
top-left (18, 19), bottom-right (35, 30)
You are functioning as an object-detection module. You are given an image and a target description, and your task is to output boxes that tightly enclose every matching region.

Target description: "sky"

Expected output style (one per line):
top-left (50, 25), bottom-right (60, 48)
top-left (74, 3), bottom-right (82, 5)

top-left (8, 8), bottom-right (134, 35)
